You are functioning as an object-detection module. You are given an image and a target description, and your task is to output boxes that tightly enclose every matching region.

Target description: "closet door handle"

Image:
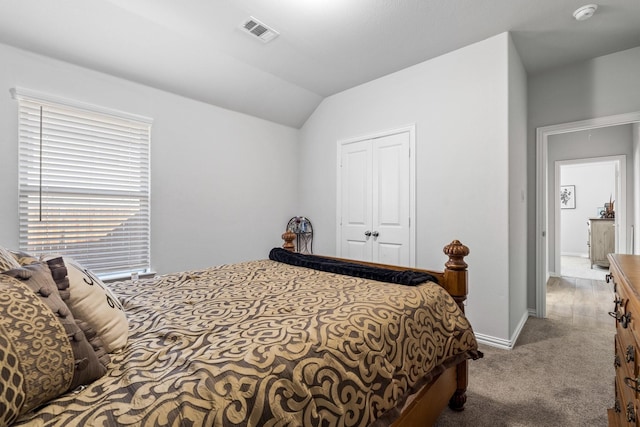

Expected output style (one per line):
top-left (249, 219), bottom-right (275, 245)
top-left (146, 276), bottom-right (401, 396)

top-left (372, 231), bottom-right (379, 237)
top-left (364, 231), bottom-right (372, 237)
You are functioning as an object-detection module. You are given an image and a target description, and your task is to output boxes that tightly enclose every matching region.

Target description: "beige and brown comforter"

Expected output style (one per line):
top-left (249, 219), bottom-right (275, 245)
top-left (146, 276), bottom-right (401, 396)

top-left (14, 259), bottom-right (479, 426)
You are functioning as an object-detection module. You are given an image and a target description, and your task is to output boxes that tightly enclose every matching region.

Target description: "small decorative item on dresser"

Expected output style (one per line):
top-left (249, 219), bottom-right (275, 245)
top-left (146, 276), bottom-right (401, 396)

top-left (603, 196), bottom-right (615, 218)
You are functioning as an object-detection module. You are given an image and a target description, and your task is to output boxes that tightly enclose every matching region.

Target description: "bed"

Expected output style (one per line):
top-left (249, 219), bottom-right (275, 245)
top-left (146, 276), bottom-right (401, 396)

top-left (1, 239), bottom-right (481, 426)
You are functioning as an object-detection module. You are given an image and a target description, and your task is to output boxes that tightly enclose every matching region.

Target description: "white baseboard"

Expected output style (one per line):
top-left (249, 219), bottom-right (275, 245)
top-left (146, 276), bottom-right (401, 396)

top-left (475, 333), bottom-right (512, 349)
top-left (475, 311), bottom-right (530, 350)
top-left (510, 311), bottom-right (529, 345)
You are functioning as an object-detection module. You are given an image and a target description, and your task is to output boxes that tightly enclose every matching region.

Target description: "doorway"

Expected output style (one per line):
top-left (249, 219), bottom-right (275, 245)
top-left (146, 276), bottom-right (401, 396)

top-left (555, 157), bottom-right (623, 281)
top-left (536, 111), bottom-right (640, 318)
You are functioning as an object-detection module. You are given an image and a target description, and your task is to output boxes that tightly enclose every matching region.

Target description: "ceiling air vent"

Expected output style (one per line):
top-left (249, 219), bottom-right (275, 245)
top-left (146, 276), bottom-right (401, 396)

top-left (240, 17), bottom-right (279, 43)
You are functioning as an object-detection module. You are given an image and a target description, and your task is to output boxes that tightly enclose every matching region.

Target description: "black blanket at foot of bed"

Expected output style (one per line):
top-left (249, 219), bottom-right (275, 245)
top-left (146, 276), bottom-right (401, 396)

top-left (269, 248), bottom-right (437, 286)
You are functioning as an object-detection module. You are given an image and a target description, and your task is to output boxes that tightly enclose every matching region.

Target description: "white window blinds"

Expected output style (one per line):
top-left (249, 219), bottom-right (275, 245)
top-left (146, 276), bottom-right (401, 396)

top-left (13, 88), bottom-right (152, 278)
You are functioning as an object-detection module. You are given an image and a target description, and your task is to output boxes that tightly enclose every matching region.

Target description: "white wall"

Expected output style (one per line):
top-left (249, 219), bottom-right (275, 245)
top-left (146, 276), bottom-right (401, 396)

top-left (559, 162), bottom-right (616, 257)
top-left (0, 43), bottom-right (299, 275)
top-left (528, 46), bottom-right (640, 309)
top-left (299, 32), bottom-right (526, 344)
top-left (508, 36), bottom-right (529, 338)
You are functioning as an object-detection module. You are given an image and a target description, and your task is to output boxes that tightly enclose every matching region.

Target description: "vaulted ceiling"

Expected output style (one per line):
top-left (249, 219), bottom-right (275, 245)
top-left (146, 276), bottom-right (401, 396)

top-left (1, 0), bottom-right (639, 128)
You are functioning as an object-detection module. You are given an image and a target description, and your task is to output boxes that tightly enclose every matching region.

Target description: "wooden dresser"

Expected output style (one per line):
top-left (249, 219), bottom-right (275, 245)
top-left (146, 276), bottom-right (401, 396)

top-left (608, 254), bottom-right (640, 426)
top-left (589, 218), bottom-right (615, 268)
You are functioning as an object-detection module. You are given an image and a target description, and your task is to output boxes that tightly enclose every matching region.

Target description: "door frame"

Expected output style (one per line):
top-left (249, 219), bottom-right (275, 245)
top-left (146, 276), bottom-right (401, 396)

top-left (336, 124), bottom-right (416, 267)
top-left (536, 111), bottom-right (640, 318)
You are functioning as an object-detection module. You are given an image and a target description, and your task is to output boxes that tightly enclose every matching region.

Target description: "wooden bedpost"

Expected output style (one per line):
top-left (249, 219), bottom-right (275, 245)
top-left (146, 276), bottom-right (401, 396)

top-left (443, 239), bottom-right (469, 313)
top-left (443, 239), bottom-right (470, 412)
top-left (282, 230), bottom-right (296, 252)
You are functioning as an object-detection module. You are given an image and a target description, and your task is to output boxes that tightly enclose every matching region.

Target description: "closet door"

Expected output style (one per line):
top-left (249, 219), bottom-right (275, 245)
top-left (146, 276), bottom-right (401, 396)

top-left (372, 132), bottom-right (410, 266)
top-left (340, 139), bottom-right (373, 262)
top-left (339, 130), bottom-right (412, 266)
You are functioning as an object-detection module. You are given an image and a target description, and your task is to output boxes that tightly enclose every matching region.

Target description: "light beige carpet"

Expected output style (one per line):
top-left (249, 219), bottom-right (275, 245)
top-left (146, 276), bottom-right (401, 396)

top-left (434, 316), bottom-right (614, 427)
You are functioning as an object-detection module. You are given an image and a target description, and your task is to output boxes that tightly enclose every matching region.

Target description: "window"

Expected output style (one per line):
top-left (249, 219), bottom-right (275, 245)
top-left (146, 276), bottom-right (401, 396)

top-left (13, 88), bottom-right (152, 278)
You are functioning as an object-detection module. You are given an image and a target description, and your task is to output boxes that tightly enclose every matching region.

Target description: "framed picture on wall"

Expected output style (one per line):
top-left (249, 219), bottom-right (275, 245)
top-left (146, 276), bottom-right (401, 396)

top-left (560, 185), bottom-right (575, 209)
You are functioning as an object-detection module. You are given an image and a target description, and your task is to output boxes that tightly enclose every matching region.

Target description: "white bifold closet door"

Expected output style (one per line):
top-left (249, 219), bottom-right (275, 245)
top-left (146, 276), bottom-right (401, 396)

top-left (339, 131), bottom-right (411, 266)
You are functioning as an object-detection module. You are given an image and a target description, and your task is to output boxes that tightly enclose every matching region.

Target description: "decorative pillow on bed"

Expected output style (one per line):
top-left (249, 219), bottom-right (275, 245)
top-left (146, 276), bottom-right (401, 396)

top-left (45, 257), bottom-right (129, 353)
top-left (0, 246), bottom-right (31, 279)
top-left (1, 263), bottom-right (108, 389)
top-left (3, 251), bottom-right (111, 367)
top-left (0, 261), bottom-right (110, 425)
top-left (0, 275), bottom-right (74, 426)
top-left (0, 246), bottom-right (22, 271)
top-left (8, 248), bottom-right (40, 267)
top-left (45, 257), bottom-right (111, 367)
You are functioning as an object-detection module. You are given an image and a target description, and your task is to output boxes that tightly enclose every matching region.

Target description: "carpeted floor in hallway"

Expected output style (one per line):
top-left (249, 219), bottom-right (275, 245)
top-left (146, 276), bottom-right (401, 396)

top-left (434, 270), bottom-right (614, 426)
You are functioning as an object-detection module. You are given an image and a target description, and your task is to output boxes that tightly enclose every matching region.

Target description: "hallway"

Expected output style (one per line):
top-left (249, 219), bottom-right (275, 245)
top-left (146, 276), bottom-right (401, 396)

top-left (547, 256), bottom-right (613, 330)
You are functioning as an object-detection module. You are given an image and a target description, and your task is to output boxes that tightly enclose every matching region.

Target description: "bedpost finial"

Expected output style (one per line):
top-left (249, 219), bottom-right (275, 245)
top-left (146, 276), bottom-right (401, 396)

top-left (282, 230), bottom-right (296, 252)
top-left (443, 240), bottom-right (469, 270)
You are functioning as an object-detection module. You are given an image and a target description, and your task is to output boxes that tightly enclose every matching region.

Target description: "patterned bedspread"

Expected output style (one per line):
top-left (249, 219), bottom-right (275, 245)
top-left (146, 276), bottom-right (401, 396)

top-left (14, 259), bottom-right (479, 426)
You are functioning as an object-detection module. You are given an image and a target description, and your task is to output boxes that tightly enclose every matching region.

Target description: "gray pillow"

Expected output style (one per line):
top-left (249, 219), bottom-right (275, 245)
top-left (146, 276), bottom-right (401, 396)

top-left (1, 263), bottom-right (107, 391)
top-left (0, 275), bottom-right (74, 425)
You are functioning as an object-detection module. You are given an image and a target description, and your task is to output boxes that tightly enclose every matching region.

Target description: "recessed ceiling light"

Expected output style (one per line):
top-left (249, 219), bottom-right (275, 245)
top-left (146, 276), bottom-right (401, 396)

top-left (573, 4), bottom-right (598, 21)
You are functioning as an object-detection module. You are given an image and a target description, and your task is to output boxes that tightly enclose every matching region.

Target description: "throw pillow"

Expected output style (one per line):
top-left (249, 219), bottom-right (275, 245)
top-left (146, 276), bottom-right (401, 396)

top-left (0, 246), bottom-right (30, 279)
top-left (8, 249), bottom-right (39, 267)
top-left (2, 263), bottom-right (107, 390)
top-left (53, 257), bottom-right (129, 353)
top-left (0, 274), bottom-right (74, 425)
top-left (45, 257), bottom-right (111, 367)
top-left (5, 252), bottom-right (111, 367)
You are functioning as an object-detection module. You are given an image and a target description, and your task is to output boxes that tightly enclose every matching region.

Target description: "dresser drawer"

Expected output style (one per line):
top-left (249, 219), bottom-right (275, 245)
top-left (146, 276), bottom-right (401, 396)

top-left (617, 335), bottom-right (637, 380)
top-left (616, 376), bottom-right (640, 426)
top-left (608, 255), bottom-right (640, 427)
top-left (610, 407), bottom-right (623, 427)
top-left (616, 301), bottom-right (635, 340)
top-left (617, 331), bottom-right (640, 382)
top-left (612, 274), bottom-right (640, 339)
top-left (616, 336), bottom-right (640, 421)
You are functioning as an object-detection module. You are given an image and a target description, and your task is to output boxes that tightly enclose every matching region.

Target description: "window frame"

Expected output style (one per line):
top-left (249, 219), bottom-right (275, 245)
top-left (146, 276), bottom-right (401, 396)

top-left (12, 87), bottom-right (152, 279)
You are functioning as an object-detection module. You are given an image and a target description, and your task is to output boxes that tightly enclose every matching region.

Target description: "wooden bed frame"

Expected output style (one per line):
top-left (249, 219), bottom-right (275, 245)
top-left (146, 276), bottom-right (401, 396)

top-left (281, 234), bottom-right (471, 426)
